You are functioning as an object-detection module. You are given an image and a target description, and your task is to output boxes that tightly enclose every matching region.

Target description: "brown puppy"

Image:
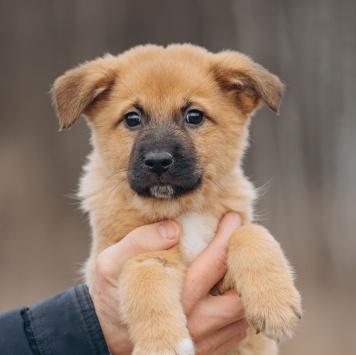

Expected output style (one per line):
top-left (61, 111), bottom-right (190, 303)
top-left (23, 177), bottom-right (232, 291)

top-left (52, 44), bottom-right (302, 355)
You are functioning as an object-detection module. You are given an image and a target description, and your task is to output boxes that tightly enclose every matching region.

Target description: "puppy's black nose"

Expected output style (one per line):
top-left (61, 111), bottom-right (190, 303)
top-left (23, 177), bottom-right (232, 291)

top-left (144, 151), bottom-right (173, 175)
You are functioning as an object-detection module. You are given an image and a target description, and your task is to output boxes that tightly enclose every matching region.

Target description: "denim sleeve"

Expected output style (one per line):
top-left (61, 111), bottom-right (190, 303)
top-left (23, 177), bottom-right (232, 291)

top-left (0, 307), bottom-right (33, 354)
top-left (0, 285), bottom-right (110, 355)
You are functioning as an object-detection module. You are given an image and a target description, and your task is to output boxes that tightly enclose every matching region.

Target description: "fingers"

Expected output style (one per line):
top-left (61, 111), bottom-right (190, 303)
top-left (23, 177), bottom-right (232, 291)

top-left (214, 328), bottom-right (250, 355)
top-left (194, 319), bottom-right (250, 355)
top-left (188, 290), bottom-right (245, 342)
top-left (95, 220), bottom-right (181, 279)
top-left (182, 212), bottom-right (241, 314)
top-left (214, 212), bottom-right (242, 244)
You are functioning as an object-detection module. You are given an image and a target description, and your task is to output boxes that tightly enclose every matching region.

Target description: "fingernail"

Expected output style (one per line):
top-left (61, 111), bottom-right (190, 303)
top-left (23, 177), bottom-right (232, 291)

top-left (158, 221), bottom-right (180, 240)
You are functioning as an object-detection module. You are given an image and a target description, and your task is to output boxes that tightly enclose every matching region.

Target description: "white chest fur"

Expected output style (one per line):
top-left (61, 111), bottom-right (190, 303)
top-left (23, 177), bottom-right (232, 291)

top-left (177, 212), bottom-right (219, 266)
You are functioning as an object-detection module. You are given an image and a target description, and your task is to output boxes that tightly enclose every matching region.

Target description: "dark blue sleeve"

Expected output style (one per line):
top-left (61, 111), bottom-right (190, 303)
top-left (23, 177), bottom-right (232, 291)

top-left (0, 308), bottom-right (33, 354)
top-left (0, 285), bottom-right (110, 355)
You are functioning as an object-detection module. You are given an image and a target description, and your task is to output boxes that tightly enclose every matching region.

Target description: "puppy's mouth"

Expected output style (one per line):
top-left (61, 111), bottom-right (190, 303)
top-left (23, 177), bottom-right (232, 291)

top-left (133, 176), bottom-right (203, 199)
top-left (149, 185), bottom-right (174, 199)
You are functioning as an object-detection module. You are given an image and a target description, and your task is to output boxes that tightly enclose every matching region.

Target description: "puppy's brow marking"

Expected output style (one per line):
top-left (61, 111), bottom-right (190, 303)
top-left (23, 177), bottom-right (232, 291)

top-left (181, 99), bottom-right (217, 125)
top-left (133, 102), bottom-right (144, 114)
top-left (113, 100), bottom-right (143, 128)
top-left (180, 100), bottom-right (192, 115)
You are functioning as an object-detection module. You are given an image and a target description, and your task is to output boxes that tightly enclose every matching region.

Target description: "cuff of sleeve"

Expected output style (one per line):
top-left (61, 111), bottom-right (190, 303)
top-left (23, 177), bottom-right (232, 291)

top-left (24, 285), bottom-right (110, 355)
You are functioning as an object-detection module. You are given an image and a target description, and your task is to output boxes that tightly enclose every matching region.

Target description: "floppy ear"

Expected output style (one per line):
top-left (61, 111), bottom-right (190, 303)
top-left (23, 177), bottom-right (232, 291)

top-left (51, 54), bottom-right (117, 130)
top-left (213, 51), bottom-right (285, 115)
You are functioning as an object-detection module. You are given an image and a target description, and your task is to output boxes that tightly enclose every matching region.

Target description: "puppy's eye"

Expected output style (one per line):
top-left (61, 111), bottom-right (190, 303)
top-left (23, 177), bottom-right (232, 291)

top-left (124, 112), bottom-right (141, 127)
top-left (185, 109), bottom-right (204, 126)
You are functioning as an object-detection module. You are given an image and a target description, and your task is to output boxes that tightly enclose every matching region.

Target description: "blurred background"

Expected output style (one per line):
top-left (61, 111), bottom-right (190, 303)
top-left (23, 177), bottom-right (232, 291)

top-left (0, 0), bottom-right (355, 354)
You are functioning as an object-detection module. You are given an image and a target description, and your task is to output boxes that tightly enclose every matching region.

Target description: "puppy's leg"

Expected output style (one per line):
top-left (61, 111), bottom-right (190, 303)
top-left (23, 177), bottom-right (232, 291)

top-left (222, 224), bottom-right (302, 344)
top-left (118, 246), bottom-right (194, 355)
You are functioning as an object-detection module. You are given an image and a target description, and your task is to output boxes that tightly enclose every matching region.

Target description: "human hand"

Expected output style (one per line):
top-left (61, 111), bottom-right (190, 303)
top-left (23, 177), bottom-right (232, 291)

top-left (182, 212), bottom-right (249, 354)
top-left (89, 220), bottom-right (181, 354)
top-left (89, 213), bottom-right (248, 355)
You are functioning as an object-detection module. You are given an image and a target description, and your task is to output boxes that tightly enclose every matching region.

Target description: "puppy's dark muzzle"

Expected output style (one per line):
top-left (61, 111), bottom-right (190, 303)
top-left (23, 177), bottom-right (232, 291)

top-left (144, 151), bottom-right (173, 175)
top-left (129, 125), bottom-right (202, 198)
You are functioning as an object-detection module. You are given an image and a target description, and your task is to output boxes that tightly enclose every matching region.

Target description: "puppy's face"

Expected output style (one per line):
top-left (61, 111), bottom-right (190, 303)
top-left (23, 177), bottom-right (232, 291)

top-left (52, 45), bottom-right (283, 205)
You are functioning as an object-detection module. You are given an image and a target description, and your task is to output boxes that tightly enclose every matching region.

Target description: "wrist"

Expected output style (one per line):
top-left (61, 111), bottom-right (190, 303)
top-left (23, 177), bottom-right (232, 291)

top-left (91, 300), bottom-right (133, 355)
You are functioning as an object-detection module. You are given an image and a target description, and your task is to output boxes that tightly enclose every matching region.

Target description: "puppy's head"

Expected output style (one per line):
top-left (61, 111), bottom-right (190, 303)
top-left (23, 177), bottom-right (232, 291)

top-left (52, 45), bottom-right (283, 211)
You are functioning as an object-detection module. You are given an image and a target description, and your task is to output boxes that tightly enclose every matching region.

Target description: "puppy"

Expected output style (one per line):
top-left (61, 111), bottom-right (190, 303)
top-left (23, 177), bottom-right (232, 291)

top-left (52, 44), bottom-right (302, 355)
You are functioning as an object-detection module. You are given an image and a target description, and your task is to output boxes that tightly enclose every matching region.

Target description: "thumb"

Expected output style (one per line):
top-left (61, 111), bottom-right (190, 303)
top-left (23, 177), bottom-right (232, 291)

top-left (182, 212), bottom-right (241, 314)
top-left (96, 220), bottom-right (181, 278)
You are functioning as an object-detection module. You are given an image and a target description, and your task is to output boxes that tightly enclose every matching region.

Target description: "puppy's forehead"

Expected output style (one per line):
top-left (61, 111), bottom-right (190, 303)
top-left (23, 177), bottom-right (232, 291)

top-left (114, 45), bottom-right (216, 117)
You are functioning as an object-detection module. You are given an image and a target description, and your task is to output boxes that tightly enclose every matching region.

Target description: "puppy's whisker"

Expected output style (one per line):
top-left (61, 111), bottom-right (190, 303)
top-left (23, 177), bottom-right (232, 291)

top-left (112, 182), bottom-right (127, 200)
top-left (107, 180), bottom-right (126, 202)
top-left (99, 180), bottom-right (127, 217)
top-left (209, 178), bottom-right (223, 189)
top-left (100, 172), bottom-right (123, 193)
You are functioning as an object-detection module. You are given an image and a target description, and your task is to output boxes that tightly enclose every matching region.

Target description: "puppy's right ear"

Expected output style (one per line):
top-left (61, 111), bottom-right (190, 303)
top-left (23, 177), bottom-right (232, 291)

top-left (51, 54), bottom-right (117, 130)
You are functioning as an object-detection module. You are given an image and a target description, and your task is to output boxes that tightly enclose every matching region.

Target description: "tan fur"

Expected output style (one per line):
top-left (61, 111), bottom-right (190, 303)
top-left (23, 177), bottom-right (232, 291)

top-left (52, 44), bottom-right (301, 354)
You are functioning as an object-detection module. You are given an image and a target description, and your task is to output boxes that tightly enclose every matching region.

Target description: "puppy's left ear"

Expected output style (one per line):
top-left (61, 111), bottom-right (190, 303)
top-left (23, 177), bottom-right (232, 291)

top-left (51, 54), bottom-right (117, 130)
top-left (213, 51), bottom-right (285, 115)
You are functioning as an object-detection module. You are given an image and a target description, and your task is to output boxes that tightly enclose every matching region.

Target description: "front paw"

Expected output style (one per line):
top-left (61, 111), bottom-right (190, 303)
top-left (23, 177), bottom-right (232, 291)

top-left (226, 224), bottom-right (302, 342)
top-left (133, 337), bottom-right (195, 355)
top-left (243, 280), bottom-right (302, 342)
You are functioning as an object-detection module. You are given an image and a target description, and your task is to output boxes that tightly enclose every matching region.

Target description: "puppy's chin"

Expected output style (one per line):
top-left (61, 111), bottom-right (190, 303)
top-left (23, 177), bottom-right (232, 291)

top-left (132, 177), bottom-right (203, 200)
top-left (129, 178), bottom-right (206, 220)
top-left (149, 186), bottom-right (174, 199)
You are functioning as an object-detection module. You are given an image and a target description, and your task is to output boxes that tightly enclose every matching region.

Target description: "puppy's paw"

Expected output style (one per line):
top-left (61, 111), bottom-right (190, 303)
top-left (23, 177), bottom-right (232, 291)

top-left (133, 337), bottom-right (194, 355)
top-left (244, 281), bottom-right (302, 342)
top-left (226, 224), bottom-right (302, 342)
top-left (176, 338), bottom-right (195, 355)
